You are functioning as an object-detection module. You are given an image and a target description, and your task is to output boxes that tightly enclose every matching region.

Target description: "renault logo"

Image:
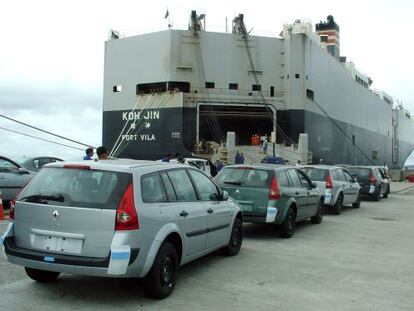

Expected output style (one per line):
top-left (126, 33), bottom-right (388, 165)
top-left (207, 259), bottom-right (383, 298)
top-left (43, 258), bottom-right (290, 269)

top-left (52, 210), bottom-right (59, 220)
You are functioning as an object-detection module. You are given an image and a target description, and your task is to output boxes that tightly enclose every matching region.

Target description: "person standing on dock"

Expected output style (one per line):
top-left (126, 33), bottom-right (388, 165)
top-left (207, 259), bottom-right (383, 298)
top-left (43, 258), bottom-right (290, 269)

top-left (96, 146), bottom-right (109, 160)
top-left (83, 147), bottom-right (94, 160)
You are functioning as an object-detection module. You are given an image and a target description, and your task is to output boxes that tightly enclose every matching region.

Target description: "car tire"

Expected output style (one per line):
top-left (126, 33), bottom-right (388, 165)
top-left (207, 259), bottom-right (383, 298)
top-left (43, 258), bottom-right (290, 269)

top-left (383, 186), bottom-right (389, 198)
top-left (143, 242), bottom-right (178, 299)
top-left (279, 208), bottom-right (296, 238)
top-left (311, 199), bottom-right (324, 224)
top-left (221, 217), bottom-right (243, 256)
top-left (352, 192), bottom-right (361, 208)
top-left (25, 267), bottom-right (60, 282)
top-left (372, 188), bottom-right (381, 201)
top-left (333, 194), bottom-right (343, 215)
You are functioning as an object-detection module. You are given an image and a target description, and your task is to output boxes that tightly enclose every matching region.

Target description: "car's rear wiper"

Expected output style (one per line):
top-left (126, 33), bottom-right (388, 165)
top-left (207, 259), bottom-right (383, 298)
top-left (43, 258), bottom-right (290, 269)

top-left (223, 181), bottom-right (242, 185)
top-left (19, 194), bottom-right (65, 203)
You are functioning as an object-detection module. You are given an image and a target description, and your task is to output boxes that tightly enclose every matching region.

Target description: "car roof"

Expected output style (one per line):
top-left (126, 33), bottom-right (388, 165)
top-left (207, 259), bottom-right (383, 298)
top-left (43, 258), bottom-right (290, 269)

top-left (302, 165), bottom-right (343, 169)
top-left (44, 159), bottom-right (191, 172)
top-left (224, 164), bottom-right (290, 170)
top-left (185, 158), bottom-right (209, 162)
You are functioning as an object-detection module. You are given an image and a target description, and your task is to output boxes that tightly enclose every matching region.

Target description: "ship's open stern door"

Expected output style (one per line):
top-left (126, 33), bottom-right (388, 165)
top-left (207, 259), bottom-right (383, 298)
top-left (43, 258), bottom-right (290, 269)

top-left (197, 104), bottom-right (275, 145)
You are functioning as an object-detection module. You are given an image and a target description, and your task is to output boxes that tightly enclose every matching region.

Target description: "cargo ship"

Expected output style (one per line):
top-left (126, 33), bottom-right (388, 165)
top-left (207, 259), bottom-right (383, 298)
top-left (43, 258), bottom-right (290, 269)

top-left (102, 12), bottom-right (414, 168)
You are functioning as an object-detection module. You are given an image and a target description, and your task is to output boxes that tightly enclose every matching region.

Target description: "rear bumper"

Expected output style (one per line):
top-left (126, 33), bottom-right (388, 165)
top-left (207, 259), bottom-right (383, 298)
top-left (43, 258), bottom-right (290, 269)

top-left (4, 237), bottom-right (139, 277)
top-left (243, 207), bottom-right (279, 224)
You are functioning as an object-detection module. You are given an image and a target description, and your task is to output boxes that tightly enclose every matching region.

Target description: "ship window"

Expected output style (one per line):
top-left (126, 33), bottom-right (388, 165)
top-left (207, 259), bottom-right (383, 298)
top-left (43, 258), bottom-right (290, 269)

top-left (168, 81), bottom-right (190, 93)
top-left (320, 35), bottom-right (328, 43)
top-left (352, 135), bottom-right (355, 145)
top-left (306, 89), bottom-right (314, 101)
top-left (372, 151), bottom-right (379, 160)
top-left (295, 74), bottom-right (300, 79)
top-left (252, 84), bottom-right (261, 91)
top-left (270, 86), bottom-right (274, 97)
top-left (113, 85), bottom-right (122, 92)
top-left (205, 82), bottom-right (215, 89)
top-left (287, 74), bottom-right (289, 79)
top-left (136, 82), bottom-right (167, 95)
top-left (229, 83), bottom-right (238, 90)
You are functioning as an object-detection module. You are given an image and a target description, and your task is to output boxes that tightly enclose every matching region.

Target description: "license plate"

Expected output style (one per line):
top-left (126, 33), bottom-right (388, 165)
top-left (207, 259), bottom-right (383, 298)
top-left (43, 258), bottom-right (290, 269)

top-left (32, 234), bottom-right (83, 254)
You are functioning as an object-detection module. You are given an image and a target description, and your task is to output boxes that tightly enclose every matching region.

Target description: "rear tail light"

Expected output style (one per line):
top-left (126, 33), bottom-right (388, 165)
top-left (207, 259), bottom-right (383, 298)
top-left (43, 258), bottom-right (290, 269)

top-left (9, 199), bottom-right (15, 220)
top-left (326, 173), bottom-right (333, 189)
top-left (10, 185), bottom-right (27, 220)
top-left (269, 176), bottom-right (281, 200)
top-left (369, 172), bottom-right (376, 184)
top-left (115, 183), bottom-right (139, 230)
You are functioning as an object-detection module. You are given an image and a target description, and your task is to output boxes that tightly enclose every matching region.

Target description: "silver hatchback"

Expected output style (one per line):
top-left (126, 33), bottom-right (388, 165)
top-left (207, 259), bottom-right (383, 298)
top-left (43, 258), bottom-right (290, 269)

top-left (301, 165), bottom-right (361, 215)
top-left (2, 160), bottom-right (242, 299)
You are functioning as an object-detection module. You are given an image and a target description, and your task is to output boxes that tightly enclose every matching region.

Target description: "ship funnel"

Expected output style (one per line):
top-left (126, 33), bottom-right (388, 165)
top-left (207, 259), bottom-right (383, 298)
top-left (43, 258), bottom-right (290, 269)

top-left (315, 15), bottom-right (340, 61)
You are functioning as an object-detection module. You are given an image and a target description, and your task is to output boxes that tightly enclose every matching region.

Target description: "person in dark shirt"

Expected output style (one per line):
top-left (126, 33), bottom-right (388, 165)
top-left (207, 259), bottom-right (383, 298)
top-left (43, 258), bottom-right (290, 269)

top-left (161, 153), bottom-right (172, 162)
top-left (83, 147), bottom-right (94, 160)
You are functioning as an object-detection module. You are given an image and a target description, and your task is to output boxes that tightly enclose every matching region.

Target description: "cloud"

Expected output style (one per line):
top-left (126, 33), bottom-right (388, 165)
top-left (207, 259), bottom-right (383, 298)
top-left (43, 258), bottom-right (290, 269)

top-left (0, 82), bottom-right (102, 160)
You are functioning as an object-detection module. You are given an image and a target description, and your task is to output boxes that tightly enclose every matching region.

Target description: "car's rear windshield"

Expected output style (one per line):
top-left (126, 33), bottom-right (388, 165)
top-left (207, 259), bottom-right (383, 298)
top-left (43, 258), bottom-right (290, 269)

top-left (216, 167), bottom-right (272, 188)
top-left (347, 168), bottom-right (371, 178)
top-left (18, 167), bottom-right (131, 210)
top-left (301, 168), bottom-right (328, 181)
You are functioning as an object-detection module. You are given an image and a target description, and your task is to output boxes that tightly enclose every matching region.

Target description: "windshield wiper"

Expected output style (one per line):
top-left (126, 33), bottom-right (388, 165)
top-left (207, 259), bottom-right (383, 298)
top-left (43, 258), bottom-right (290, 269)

top-left (19, 194), bottom-right (65, 203)
top-left (223, 181), bottom-right (242, 185)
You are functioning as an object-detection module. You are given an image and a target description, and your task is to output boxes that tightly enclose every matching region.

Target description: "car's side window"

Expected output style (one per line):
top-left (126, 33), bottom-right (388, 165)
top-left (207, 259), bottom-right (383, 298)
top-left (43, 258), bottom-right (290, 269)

top-left (33, 159), bottom-right (40, 169)
top-left (296, 169), bottom-right (311, 188)
top-left (337, 169), bottom-right (347, 181)
top-left (375, 169), bottom-right (382, 180)
top-left (167, 169), bottom-right (197, 201)
top-left (276, 170), bottom-right (290, 187)
top-left (286, 169), bottom-right (302, 187)
top-left (141, 172), bottom-right (167, 203)
top-left (0, 158), bottom-right (18, 172)
top-left (343, 170), bottom-right (353, 182)
top-left (332, 169), bottom-right (343, 181)
top-left (188, 169), bottom-right (219, 201)
top-left (160, 171), bottom-right (177, 201)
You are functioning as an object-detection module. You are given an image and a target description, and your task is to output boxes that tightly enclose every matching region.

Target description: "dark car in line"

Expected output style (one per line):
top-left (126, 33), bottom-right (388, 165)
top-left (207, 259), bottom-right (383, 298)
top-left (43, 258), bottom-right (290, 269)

top-left (0, 156), bottom-right (34, 205)
top-left (346, 166), bottom-right (389, 201)
top-left (19, 156), bottom-right (64, 172)
top-left (215, 164), bottom-right (324, 238)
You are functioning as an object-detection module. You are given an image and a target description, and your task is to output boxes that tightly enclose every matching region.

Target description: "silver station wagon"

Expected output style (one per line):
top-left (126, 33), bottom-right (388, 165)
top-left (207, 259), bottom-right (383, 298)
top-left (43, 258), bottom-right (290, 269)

top-left (2, 160), bottom-right (243, 299)
top-left (302, 165), bottom-right (361, 215)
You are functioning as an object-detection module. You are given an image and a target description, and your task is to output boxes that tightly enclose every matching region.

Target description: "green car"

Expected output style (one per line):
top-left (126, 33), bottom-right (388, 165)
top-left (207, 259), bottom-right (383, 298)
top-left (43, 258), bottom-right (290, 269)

top-left (215, 165), bottom-right (324, 238)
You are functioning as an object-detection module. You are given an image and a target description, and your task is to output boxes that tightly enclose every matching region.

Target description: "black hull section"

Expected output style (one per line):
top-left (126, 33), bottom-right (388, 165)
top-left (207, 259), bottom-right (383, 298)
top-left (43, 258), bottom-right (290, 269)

top-left (102, 108), bottom-right (413, 167)
top-left (279, 109), bottom-right (413, 168)
top-left (102, 108), bottom-right (197, 160)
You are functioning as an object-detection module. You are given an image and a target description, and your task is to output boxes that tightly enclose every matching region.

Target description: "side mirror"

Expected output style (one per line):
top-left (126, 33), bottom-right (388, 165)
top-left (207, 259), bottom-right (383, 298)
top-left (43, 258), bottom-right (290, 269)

top-left (311, 182), bottom-right (317, 189)
top-left (221, 190), bottom-right (229, 201)
top-left (18, 168), bottom-right (30, 174)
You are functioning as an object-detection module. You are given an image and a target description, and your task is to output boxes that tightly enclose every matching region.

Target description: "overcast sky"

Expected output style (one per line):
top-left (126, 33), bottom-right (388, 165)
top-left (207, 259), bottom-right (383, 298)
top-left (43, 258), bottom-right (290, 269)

top-left (0, 0), bottom-right (413, 162)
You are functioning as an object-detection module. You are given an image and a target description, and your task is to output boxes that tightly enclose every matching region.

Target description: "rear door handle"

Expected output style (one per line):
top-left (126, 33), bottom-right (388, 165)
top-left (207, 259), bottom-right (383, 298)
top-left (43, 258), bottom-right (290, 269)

top-left (295, 192), bottom-right (299, 195)
top-left (207, 208), bottom-right (214, 214)
top-left (179, 210), bottom-right (188, 217)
